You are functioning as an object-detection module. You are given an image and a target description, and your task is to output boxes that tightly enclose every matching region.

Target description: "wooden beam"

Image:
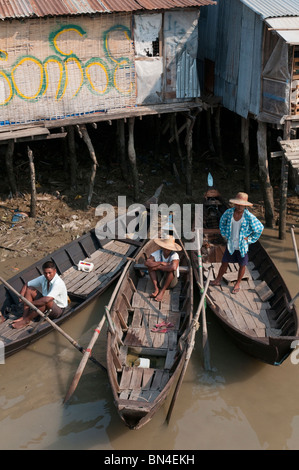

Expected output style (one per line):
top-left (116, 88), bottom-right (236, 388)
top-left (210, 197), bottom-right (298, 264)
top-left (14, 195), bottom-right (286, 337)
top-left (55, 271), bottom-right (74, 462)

top-left (44, 102), bottom-right (204, 129)
top-left (0, 127), bottom-right (49, 141)
top-left (0, 132), bottom-right (67, 145)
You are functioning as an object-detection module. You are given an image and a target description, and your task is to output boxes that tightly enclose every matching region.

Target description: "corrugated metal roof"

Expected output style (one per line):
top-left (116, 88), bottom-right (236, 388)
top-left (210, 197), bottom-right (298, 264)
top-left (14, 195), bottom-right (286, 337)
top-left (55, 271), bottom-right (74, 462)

top-left (240, 0), bottom-right (299, 19)
top-left (0, 0), bottom-right (216, 19)
top-left (266, 17), bottom-right (299, 44)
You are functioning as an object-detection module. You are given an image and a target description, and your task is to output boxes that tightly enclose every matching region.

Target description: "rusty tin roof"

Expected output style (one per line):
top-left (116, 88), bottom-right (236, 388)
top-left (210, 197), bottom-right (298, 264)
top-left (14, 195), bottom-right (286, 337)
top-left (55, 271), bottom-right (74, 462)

top-left (0, 0), bottom-right (217, 19)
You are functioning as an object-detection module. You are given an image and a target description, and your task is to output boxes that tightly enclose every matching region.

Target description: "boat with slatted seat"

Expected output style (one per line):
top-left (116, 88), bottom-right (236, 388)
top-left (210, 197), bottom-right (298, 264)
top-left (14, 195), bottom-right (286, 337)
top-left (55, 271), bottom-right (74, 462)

top-left (0, 187), bottom-right (163, 358)
top-left (106, 237), bottom-right (193, 429)
top-left (191, 188), bottom-right (299, 366)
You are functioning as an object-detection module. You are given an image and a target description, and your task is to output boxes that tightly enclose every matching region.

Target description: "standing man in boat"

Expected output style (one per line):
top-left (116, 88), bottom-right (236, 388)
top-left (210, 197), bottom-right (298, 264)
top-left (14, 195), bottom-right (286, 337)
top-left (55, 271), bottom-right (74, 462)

top-left (210, 192), bottom-right (264, 294)
top-left (145, 235), bottom-right (182, 302)
top-left (10, 261), bottom-right (68, 329)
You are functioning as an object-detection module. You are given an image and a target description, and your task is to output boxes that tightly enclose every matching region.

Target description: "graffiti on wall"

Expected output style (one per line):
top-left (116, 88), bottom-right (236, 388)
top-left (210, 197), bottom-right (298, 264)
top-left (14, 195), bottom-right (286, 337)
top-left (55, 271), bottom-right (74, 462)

top-left (0, 18), bottom-right (136, 123)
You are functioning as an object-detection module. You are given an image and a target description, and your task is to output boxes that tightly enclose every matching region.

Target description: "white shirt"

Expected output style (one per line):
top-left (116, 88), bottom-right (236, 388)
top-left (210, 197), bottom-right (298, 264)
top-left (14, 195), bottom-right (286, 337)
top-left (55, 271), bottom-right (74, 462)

top-left (151, 249), bottom-right (180, 277)
top-left (28, 273), bottom-right (68, 308)
top-left (230, 216), bottom-right (243, 251)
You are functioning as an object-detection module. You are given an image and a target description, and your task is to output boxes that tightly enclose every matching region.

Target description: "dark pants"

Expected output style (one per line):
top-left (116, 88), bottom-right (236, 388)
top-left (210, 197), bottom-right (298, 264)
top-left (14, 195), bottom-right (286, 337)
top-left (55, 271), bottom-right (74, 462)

top-left (222, 248), bottom-right (248, 267)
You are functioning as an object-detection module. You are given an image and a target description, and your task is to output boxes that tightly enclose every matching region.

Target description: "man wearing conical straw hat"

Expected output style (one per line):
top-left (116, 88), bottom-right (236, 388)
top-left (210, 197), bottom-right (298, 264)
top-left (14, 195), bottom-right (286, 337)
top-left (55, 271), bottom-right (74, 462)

top-left (210, 192), bottom-right (264, 294)
top-left (145, 235), bottom-right (182, 302)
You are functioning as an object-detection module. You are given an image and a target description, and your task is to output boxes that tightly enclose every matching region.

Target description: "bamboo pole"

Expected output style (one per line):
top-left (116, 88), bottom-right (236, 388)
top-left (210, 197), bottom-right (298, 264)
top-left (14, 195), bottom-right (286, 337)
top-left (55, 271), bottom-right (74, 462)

top-left (0, 276), bottom-right (105, 371)
top-left (196, 229), bottom-right (211, 370)
top-left (166, 267), bottom-right (212, 424)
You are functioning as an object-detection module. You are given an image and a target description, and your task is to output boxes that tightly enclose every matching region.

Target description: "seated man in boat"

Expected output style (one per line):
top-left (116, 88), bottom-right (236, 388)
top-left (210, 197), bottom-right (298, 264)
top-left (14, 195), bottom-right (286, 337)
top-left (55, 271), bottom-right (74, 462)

top-left (145, 235), bottom-right (182, 302)
top-left (11, 261), bottom-right (68, 329)
top-left (210, 192), bottom-right (264, 294)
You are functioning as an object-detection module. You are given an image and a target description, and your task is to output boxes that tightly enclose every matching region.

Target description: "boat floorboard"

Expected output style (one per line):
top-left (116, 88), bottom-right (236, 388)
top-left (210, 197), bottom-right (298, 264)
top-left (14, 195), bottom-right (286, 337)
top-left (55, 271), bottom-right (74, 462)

top-left (203, 262), bottom-right (281, 338)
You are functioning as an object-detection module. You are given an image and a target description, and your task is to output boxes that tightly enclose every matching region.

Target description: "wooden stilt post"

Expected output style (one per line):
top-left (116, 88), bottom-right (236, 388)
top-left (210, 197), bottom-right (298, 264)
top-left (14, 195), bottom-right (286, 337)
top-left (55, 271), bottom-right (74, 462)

top-left (5, 140), bottom-right (17, 196)
top-left (214, 106), bottom-right (224, 164)
top-left (279, 122), bottom-right (291, 240)
top-left (27, 146), bottom-right (36, 218)
top-left (257, 120), bottom-right (274, 227)
top-left (185, 114), bottom-right (193, 196)
top-left (154, 115), bottom-right (161, 160)
top-left (206, 108), bottom-right (216, 154)
top-left (172, 114), bottom-right (184, 173)
top-left (67, 125), bottom-right (77, 190)
top-left (241, 117), bottom-right (250, 194)
top-left (117, 119), bottom-right (128, 179)
top-left (185, 110), bottom-right (199, 196)
top-left (128, 117), bottom-right (139, 201)
top-left (279, 155), bottom-right (289, 240)
top-left (77, 124), bottom-right (98, 207)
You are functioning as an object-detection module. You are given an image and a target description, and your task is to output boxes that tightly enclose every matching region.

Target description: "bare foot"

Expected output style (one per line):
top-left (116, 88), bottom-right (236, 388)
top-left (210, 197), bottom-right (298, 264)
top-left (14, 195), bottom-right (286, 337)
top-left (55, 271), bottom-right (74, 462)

top-left (210, 279), bottom-right (221, 286)
top-left (0, 314), bottom-right (6, 324)
top-left (11, 319), bottom-right (30, 329)
top-left (150, 290), bottom-right (159, 298)
top-left (232, 285), bottom-right (240, 294)
top-left (154, 292), bottom-right (164, 302)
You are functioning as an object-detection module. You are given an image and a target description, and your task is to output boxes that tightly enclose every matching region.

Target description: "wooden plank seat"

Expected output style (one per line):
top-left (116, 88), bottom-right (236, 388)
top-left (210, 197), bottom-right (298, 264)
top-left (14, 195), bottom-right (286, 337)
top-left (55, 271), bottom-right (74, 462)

top-left (61, 240), bottom-right (131, 298)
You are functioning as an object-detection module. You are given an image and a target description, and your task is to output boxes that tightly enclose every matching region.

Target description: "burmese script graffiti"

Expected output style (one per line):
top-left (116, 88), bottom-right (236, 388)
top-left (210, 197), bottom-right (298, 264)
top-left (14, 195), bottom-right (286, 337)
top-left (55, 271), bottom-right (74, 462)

top-left (0, 23), bottom-right (135, 107)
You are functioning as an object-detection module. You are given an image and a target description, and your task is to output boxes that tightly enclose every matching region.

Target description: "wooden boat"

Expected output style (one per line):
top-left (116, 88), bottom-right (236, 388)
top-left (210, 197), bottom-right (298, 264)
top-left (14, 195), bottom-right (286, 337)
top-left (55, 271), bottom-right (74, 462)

top-left (106, 237), bottom-right (193, 429)
top-left (191, 188), bottom-right (299, 366)
top-left (0, 188), bottom-right (162, 358)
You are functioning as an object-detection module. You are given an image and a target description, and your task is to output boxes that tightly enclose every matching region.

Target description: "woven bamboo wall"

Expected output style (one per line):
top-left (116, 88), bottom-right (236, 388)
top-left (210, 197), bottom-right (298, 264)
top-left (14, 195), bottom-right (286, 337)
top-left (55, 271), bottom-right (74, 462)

top-left (0, 13), bottom-right (136, 126)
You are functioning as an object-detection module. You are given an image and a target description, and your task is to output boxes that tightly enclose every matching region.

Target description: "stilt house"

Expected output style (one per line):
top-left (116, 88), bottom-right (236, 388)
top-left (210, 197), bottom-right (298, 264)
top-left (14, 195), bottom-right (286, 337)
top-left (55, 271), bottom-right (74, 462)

top-left (0, 0), bottom-right (216, 203)
top-left (198, 0), bottom-right (299, 237)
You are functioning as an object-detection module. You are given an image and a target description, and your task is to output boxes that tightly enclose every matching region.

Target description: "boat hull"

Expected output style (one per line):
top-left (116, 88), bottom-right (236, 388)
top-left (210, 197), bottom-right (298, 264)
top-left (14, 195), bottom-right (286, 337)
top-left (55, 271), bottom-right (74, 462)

top-left (191, 190), bottom-right (299, 366)
top-left (106, 238), bottom-right (193, 429)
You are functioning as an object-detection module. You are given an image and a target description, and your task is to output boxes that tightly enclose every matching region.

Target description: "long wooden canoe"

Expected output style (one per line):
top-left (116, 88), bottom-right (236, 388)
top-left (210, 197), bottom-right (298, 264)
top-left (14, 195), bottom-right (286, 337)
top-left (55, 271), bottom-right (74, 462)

top-left (106, 237), bottom-right (193, 429)
top-left (0, 188), bottom-right (163, 358)
top-left (191, 189), bottom-right (299, 366)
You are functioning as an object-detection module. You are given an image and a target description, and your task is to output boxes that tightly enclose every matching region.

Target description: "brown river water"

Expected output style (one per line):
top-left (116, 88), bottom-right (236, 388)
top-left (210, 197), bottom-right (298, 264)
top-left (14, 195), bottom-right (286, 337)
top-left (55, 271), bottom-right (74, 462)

top-left (0, 226), bottom-right (299, 451)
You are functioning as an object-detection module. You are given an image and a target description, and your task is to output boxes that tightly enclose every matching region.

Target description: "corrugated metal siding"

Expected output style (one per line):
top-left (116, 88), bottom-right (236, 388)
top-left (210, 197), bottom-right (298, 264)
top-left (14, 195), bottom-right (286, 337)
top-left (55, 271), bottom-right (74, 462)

top-left (0, 0), bottom-right (216, 19)
top-left (240, 0), bottom-right (299, 19)
top-left (198, 0), bottom-right (263, 118)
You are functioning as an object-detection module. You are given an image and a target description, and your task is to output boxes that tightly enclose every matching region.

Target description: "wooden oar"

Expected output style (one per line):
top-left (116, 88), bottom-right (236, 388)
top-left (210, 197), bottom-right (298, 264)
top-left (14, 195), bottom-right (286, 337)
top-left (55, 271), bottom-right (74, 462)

top-left (166, 267), bottom-right (212, 424)
top-left (196, 229), bottom-right (211, 370)
top-left (0, 276), bottom-right (106, 371)
top-left (290, 225), bottom-right (299, 273)
top-left (63, 258), bottom-right (133, 404)
top-left (287, 225), bottom-right (299, 310)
